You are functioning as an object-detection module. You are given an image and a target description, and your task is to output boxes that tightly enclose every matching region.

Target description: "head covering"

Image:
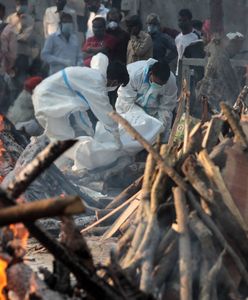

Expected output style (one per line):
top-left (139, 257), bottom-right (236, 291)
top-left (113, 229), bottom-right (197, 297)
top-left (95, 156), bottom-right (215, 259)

top-left (146, 13), bottom-right (160, 25)
top-left (24, 76), bottom-right (43, 93)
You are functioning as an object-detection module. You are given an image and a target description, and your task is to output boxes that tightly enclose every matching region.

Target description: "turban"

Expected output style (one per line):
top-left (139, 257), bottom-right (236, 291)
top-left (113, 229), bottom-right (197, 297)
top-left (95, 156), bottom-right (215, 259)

top-left (24, 76), bottom-right (43, 92)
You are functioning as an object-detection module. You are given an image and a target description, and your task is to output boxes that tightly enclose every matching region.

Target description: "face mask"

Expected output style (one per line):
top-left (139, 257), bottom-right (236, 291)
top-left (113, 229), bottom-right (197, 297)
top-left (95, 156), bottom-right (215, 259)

top-left (147, 25), bottom-right (158, 34)
top-left (107, 21), bottom-right (118, 30)
top-left (150, 80), bottom-right (163, 90)
top-left (107, 86), bottom-right (118, 92)
top-left (61, 23), bottom-right (73, 35)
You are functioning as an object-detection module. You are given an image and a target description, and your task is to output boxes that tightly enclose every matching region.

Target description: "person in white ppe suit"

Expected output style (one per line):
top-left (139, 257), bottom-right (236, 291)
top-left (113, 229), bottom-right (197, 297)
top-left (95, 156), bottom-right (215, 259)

top-left (116, 59), bottom-right (177, 141)
top-left (32, 53), bottom-right (129, 145)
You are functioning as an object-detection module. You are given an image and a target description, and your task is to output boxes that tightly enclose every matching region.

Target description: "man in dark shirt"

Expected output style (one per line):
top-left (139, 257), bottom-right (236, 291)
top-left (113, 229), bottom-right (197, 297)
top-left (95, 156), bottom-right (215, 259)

top-left (106, 8), bottom-right (129, 64)
top-left (146, 13), bottom-right (177, 63)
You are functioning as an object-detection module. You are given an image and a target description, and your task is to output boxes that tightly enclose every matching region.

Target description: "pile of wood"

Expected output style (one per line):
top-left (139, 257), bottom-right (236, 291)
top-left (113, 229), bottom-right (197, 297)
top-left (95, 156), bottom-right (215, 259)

top-left (1, 85), bottom-right (248, 299)
top-left (81, 87), bottom-right (248, 299)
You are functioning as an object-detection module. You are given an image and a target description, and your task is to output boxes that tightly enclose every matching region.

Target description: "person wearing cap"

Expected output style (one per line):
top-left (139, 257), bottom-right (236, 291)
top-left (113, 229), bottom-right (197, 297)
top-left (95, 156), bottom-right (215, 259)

top-left (126, 15), bottom-right (153, 64)
top-left (146, 13), bottom-right (177, 63)
top-left (41, 12), bottom-right (83, 75)
top-left (7, 76), bottom-right (43, 136)
top-left (116, 59), bottom-right (177, 141)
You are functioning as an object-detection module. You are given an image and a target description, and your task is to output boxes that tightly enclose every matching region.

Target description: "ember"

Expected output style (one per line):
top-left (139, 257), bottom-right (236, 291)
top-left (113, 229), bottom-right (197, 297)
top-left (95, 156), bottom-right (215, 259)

top-left (0, 259), bottom-right (7, 300)
top-left (9, 224), bottom-right (29, 249)
top-left (0, 116), bottom-right (4, 132)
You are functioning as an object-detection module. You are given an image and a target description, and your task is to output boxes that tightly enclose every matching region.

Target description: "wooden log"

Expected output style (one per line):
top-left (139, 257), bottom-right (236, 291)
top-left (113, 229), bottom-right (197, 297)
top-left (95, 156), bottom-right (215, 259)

top-left (81, 191), bottom-right (141, 234)
top-left (101, 198), bottom-right (139, 240)
top-left (183, 90), bottom-right (191, 154)
top-left (186, 190), bottom-right (248, 286)
top-left (202, 117), bottom-right (224, 152)
top-left (153, 238), bottom-right (178, 289)
top-left (0, 196), bottom-right (85, 226)
top-left (0, 146), bottom-right (124, 300)
top-left (139, 214), bottom-right (160, 293)
top-left (95, 209), bottom-right (123, 227)
top-left (233, 85), bottom-right (248, 115)
top-left (150, 145), bottom-right (174, 214)
top-left (200, 250), bottom-right (225, 300)
top-left (106, 176), bottom-right (143, 209)
top-left (220, 101), bottom-right (248, 149)
top-left (198, 149), bottom-right (248, 236)
top-left (6, 140), bottom-right (77, 199)
top-left (173, 187), bottom-right (192, 300)
top-left (156, 228), bottom-right (177, 262)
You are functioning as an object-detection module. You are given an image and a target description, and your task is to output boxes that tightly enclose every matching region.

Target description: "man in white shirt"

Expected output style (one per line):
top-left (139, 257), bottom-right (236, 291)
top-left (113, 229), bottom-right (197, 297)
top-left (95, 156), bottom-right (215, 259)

top-left (175, 9), bottom-right (201, 75)
top-left (43, 0), bottom-right (78, 39)
top-left (41, 13), bottom-right (83, 75)
top-left (84, 0), bottom-right (109, 38)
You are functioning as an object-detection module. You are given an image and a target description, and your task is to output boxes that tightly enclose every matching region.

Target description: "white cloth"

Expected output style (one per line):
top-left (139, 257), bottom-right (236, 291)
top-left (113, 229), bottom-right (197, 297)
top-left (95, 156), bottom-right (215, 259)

top-left (72, 105), bottom-right (163, 170)
top-left (32, 53), bottom-right (117, 141)
top-left (175, 31), bottom-right (199, 75)
top-left (43, 5), bottom-right (78, 39)
top-left (86, 4), bottom-right (109, 39)
top-left (116, 58), bottom-right (178, 138)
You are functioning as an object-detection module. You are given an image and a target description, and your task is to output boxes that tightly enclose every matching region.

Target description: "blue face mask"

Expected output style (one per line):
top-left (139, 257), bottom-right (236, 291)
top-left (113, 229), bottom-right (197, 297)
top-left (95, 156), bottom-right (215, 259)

top-left (150, 80), bottom-right (163, 90)
top-left (147, 24), bottom-right (159, 34)
top-left (61, 23), bottom-right (74, 35)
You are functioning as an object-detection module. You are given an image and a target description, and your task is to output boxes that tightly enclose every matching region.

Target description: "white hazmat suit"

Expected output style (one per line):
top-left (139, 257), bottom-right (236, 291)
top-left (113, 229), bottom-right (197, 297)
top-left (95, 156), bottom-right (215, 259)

top-left (116, 59), bottom-right (178, 140)
top-left (32, 53), bottom-right (119, 142)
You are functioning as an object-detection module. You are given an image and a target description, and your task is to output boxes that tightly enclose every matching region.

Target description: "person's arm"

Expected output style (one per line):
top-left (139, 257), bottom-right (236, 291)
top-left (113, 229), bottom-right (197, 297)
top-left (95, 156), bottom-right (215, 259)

top-left (82, 39), bottom-right (108, 59)
top-left (115, 77), bottom-right (140, 113)
top-left (43, 9), bottom-right (49, 38)
top-left (162, 34), bottom-right (178, 62)
top-left (41, 36), bottom-right (71, 66)
top-left (76, 41), bottom-right (84, 66)
top-left (130, 33), bottom-right (153, 57)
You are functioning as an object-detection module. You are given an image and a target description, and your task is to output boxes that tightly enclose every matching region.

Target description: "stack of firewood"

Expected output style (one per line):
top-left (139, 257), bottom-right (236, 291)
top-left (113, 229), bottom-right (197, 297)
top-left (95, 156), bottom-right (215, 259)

top-left (99, 86), bottom-right (248, 299)
top-left (1, 85), bottom-right (248, 299)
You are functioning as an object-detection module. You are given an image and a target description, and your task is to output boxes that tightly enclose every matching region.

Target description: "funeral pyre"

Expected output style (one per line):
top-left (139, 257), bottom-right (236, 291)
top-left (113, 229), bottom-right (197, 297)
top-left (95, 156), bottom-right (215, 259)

top-left (0, 86), bottom-right (248, 299)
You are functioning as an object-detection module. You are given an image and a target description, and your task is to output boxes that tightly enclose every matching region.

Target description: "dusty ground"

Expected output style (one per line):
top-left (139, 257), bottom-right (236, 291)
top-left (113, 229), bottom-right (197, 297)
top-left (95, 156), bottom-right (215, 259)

top-left (26, 236), bottom-right (117, 274)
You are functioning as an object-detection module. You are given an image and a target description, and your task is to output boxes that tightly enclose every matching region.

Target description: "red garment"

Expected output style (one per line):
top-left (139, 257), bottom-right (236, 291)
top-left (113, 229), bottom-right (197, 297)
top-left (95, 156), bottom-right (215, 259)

top-left (24, 76), bottom-right (43, 92)
top-left (82, 33), bottom-right (117, 67)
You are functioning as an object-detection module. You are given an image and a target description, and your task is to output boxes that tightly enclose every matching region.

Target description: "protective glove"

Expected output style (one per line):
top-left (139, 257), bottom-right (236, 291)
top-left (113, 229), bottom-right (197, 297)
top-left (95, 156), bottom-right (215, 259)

top-left (112, 130), bottom-right (123, 149)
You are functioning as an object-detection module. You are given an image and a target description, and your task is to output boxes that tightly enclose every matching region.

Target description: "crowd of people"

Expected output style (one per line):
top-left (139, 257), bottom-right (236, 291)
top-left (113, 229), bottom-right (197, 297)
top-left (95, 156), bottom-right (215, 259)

top-left (0, 0), bottom-right (243, 169)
